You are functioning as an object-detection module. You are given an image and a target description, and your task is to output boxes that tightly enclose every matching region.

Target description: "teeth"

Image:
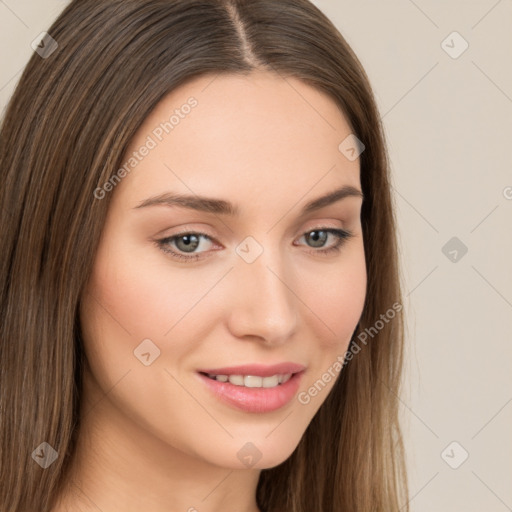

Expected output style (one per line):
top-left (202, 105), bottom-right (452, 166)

top-left (281, 373), bottom-right (292, 384)
top-left (244, 375), bottom-right (263, 387)
top-left (228, 375), bottom-right (244, 386)
top-left (207, 373), bottom-right (293, 388)
top-left (262, 375), bottom-right (279, 388)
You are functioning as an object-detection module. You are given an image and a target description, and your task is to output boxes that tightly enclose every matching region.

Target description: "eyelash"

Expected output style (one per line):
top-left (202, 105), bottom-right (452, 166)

top-left (155, 227), bottom-right (354, 262)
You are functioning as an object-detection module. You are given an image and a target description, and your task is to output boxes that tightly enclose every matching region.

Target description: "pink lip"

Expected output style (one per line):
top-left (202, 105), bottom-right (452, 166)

top-left (196, 363), bottom-right (306, 413)
top-left (197, 362), bottom-right (306, 377)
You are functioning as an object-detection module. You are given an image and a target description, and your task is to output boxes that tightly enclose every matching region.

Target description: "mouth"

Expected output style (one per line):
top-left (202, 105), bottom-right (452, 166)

top-left (196, 363), bottom-right (306, 413)
top-left (199, 372), bottom-right (294, 388)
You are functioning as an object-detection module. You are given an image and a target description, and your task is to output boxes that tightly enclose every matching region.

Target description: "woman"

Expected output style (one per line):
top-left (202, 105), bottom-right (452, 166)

top-left (0, 1), bottom-right (408, 510)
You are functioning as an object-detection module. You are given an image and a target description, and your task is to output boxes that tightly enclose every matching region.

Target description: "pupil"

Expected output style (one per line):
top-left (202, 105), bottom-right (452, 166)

top-left (177, 234), bottom-right (199, 252)
top-left (308, 230), bottom-right (327, 248)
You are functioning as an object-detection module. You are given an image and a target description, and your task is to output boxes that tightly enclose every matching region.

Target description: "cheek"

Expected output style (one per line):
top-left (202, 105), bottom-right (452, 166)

top-left (79, 233), bottom-right (227, 388)
top-left (293, 241), bottom-right (366, 411)
top-left (83, 234), bottom-right (211, 344)
top-left (301, 240), bottom-right (367, 348)
top-left (78, 243), bottom-right (222, 451)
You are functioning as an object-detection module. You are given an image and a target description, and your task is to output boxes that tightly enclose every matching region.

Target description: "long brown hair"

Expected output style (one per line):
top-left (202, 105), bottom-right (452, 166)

top-left (0, 1), bottom-right (408, 510)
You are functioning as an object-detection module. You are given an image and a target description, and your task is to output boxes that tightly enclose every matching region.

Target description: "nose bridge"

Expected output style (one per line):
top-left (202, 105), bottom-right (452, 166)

top-left (228, 240), bottom-right (298, 343)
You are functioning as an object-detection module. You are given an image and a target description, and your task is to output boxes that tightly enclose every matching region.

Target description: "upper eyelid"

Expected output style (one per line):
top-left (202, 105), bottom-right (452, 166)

top-left (163, 226), bottom-right (345, 242)
top-left (162, 219), bottom-right (350, 239)
top-left (160, 227), bottom-right (350, 251)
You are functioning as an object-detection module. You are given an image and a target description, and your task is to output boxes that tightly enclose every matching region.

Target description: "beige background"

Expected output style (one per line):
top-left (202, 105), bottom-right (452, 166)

top-left (1, 1), bottom-right (511, 510)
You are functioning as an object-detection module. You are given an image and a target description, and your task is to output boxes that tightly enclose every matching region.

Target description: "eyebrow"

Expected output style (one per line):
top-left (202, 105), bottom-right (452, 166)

top-left (133, 185), bottom-right (364, 216)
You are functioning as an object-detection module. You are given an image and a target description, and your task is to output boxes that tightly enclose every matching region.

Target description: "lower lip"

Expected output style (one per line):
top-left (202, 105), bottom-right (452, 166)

top-left (197, 372), bottom-right (304, 413)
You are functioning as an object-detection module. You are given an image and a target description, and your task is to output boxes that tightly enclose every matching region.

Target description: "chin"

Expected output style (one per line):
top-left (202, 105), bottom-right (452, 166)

top-left (205, 432), bottom-right (303, 471)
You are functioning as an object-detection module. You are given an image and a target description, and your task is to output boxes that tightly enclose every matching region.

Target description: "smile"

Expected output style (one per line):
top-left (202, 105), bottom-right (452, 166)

top-left (196, 363), bottom-right (306, 413)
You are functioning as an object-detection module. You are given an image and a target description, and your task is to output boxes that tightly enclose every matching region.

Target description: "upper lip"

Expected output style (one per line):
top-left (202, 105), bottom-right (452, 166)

top-left (197, 362), bottom-right (306, 377)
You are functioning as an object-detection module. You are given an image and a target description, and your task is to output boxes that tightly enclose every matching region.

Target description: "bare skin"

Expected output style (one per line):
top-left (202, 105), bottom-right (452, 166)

top-left (52, 70), bottom-right (367, 512)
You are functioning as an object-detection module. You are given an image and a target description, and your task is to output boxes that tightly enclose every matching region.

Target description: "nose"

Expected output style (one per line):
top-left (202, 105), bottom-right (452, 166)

top-left (226, 247), bottom-right (298, 346)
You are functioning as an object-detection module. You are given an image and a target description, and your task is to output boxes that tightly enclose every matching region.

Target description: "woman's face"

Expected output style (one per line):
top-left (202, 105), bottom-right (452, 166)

top-left (80, 70), bottom-right (366, 470)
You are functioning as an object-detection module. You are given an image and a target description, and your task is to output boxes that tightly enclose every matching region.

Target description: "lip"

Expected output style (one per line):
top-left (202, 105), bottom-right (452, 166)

top-left (197, 362), bottom-right (306, 377)
top-left (196, 363), bottom-right (306, 413)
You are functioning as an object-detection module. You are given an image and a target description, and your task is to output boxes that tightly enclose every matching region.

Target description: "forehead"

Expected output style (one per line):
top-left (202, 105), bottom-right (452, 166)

top-left (117, 71), bottom-right (361, 214)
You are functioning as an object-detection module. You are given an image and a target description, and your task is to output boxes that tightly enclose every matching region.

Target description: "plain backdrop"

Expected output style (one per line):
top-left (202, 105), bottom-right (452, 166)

top-left (1, 1), bottom-right (511, 510)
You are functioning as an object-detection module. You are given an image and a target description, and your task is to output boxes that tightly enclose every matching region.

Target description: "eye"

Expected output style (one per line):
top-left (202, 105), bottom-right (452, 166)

top-left (155, 227), bottom-right (354, 262)
top-left (295, 228), bottom-right (354, 255)
top-left (155, 231), bottom-right (216, 261)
